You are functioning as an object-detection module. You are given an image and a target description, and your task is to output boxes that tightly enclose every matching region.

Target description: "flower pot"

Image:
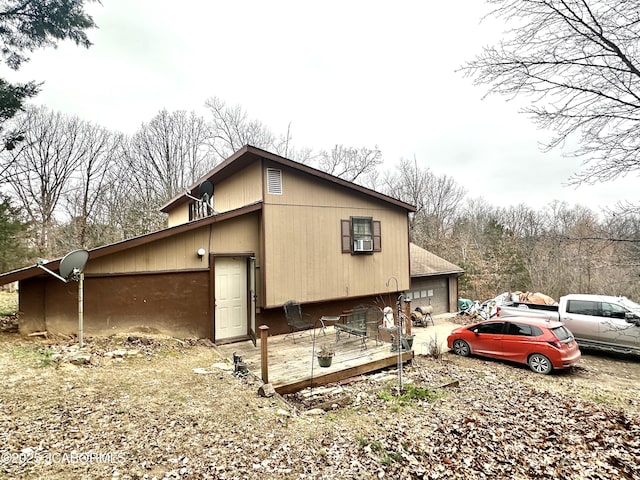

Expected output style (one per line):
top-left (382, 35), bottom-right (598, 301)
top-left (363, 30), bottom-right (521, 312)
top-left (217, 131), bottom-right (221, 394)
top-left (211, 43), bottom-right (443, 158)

top-left (317, 356), bottom-right (333, 367)
top-left (401, 335), bottom-right (415, 350)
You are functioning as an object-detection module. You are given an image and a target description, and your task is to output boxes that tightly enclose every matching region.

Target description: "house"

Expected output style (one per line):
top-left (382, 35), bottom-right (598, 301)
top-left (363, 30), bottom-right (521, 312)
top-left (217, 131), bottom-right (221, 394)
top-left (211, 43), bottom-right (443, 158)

top-left (0, 145), bottom-right (416, 344)
top-left (406, 243), bottom-right (463, 314)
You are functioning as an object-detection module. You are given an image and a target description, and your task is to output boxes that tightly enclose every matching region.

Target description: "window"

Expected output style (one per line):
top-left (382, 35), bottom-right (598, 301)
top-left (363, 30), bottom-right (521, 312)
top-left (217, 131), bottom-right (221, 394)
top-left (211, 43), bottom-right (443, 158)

top-left (341, 217), bottom-right (381, 254)
top-left (566, 300), bottom-right (599, 316)
top-left (266, 168), bottom-right (282, 195)
top-left (551, 326), bottom-right (572, 341)
top-left (506, 323), bottom-right (542, 336)
top-left (602, 302), bottom-right (626, 319)
top-left (474, 322), bottom-right (504, 334)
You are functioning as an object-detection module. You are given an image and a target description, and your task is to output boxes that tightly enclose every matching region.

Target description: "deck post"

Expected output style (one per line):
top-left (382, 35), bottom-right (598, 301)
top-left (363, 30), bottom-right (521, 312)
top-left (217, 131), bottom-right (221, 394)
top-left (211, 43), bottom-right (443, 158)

top-left (259, 325), bottom-right (269, 383)
top-left (404, 299), bottom-right (412, 336)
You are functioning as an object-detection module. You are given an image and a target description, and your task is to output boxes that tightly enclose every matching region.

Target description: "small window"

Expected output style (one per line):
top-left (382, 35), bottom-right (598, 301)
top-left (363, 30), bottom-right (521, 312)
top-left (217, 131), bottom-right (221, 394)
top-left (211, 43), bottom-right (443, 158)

top-left (266, 168), bottom-right (282, 195)
top-left (602, 302), bottom-right (626, 319)
top-left (474, 322), bottom-right (504, 334)
top-left (566, 300), bottom-right (599, 316)
top-left (341, 217), bottom-right (381, 254)
top-left (551, 326), bottom-right (571, 341)
top-left (352, 217), bottom-right (373, 252)
top-left (506, 323), bottom-right (539, 336)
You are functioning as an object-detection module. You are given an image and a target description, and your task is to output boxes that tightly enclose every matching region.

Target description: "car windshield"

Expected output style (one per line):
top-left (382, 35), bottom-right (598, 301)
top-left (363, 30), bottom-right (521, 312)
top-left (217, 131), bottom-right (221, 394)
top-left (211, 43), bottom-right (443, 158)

top-left (619, 297), bottom-right (640, 315)
top-left (551, 325), bottom-right (572, 341)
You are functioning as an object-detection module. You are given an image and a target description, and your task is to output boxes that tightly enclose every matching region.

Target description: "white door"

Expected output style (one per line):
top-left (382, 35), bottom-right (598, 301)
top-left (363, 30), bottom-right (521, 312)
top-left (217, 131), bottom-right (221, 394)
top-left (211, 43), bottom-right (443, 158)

top-left (215, 257), bottom-right (247, 340)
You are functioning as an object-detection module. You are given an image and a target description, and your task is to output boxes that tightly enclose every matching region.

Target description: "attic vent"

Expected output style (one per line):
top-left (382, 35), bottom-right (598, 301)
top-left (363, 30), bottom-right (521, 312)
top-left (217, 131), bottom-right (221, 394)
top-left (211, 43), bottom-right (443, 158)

top-left (266, 168), bottom-right (282, 195)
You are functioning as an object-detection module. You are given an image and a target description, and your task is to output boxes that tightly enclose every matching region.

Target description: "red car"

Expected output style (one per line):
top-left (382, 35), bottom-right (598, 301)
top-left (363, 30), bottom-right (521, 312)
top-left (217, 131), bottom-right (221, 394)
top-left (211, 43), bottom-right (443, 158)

top-left (447, 317), bottom-right (581, 374)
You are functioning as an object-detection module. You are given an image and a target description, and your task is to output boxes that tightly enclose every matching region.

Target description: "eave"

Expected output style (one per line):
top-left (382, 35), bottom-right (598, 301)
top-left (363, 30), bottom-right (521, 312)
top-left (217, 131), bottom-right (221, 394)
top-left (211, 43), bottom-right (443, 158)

top-left (0, 202), bottom-right (263, 286)
top-left (160, 145), bottom-right (416, 214)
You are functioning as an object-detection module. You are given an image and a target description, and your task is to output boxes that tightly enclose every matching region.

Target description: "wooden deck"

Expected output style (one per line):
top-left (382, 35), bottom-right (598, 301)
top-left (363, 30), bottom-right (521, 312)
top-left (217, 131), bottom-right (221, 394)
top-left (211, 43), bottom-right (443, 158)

top-left (215, 327), bottom-right (414, 394)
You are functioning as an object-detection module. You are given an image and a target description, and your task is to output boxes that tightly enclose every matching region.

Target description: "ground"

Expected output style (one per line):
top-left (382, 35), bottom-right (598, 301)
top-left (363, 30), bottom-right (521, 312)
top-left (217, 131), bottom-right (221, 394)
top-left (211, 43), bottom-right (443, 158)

top-left (0, 324), bottom-right (639, 480)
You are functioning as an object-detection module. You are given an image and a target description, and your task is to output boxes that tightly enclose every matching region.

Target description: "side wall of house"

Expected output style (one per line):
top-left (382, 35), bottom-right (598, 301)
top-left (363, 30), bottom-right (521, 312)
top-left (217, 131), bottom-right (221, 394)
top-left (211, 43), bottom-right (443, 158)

top-left (448, 275), bottom-right (459, 313)
top-left (87, 228), bottom-right (211, 274)
top-left (167, 203), bottom-right (190, 227)
top-left (19, 272), bottom-right (211, 337)
top-left (163, 162), bottom-right (262, 227)
top-left (210, 212), bottom-right (263, 307)
top-left (255, 294), bottom-right (387, 336)
top-left (214, 161), bottom-right (263, 213)
top-left (261, 162), bottom-right (410, 307)
top-left (18, 278), bottom-right (46, 333)
top-left (18, 213), bottom-right (266, 339)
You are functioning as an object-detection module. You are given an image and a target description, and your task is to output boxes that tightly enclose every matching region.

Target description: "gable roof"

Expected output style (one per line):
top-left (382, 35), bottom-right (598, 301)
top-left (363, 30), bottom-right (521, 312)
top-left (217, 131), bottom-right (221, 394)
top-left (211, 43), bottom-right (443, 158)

top-left (0, 202), bottom-right (262, 286)
top-left (410, 242), bottom-right (464, 278)
top-left (160, 144), bottom-right (416, 214)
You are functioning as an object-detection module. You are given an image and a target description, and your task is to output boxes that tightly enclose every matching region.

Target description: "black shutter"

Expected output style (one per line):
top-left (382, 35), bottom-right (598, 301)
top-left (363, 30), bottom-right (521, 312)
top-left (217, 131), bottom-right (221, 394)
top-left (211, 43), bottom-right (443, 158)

top-left (341, 219), bottom-right (352, 253)
top-left (373, 220), bottom-right (381, 251)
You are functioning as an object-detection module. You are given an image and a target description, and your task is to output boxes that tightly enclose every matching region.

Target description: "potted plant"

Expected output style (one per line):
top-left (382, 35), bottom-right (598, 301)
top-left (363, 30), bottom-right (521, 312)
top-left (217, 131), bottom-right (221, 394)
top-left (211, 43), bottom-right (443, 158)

top-left (316, 343), bottom-right (335, 367)
top-left (401, 334), bottom-right (415, 351)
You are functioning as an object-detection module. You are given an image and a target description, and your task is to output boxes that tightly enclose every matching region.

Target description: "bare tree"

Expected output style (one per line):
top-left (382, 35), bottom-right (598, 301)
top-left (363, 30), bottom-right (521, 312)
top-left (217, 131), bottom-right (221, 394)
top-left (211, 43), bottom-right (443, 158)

top-left (383, 157), bottom-right (466, 251)
top-left (2, 106), bottom-right (90, 256)
top-left (204, 97), bottom-right (288, 161)
top-left (461, 0), bottom-right (640, 187)
top-left (122, 109), bottom-right (214, 203)
top-left (98, 168), bottom-right (168, 239)
top-left (316, 145), bottom-right (383, 183)
top-left (59, 126), bottom-right (122, 249)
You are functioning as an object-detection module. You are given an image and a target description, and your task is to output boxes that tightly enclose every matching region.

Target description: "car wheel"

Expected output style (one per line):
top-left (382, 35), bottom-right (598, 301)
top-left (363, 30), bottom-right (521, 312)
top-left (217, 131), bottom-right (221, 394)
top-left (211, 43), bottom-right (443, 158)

top-left (528, 353), bottom-right (552, 374)
top-left (452, 339), bottom-right (471, 357)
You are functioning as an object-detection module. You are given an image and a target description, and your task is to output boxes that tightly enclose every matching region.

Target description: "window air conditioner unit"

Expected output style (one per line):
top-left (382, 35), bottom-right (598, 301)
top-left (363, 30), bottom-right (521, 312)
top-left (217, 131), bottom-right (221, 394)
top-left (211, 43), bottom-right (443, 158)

top-left (354, 239), bottom-right (373, 252)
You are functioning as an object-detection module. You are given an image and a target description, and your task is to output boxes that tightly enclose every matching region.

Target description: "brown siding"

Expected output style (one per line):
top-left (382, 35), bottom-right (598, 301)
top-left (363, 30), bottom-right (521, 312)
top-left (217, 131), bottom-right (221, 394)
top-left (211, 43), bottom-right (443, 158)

top-left (87, 227), bottom-right (211, 274)
top-left (210, 213), bottom-right (260, 253)
top-left (22, 271), bottom-right (211, 338)
top-left (448, 275), bottom-right (459, 313)
top-left (262, 166), bottom-right (410, 307)
top-left (18, 277), bottom-right (46, 333)
top-left (214, 161), bottom-right (263, 213)
top-left (210, 212), bottom-right (262, 308)
top-left (167, 202), bottom-right (190, 227)
top-left (256, 294), bottom-right (388, 336)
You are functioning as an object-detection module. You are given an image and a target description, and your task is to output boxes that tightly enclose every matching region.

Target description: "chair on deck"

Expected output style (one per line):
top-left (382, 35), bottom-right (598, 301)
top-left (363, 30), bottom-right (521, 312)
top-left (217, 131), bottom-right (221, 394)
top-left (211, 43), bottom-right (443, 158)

top-left (283, 300), bottom-right (314, 343)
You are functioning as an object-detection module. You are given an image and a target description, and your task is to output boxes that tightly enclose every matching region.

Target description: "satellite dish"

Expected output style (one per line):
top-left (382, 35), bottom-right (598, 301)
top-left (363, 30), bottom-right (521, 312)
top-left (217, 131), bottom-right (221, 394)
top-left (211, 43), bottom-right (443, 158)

top-left (198, 181), bottom-right (214, 204)
top-left (59, 249), bottom-right (89, 281)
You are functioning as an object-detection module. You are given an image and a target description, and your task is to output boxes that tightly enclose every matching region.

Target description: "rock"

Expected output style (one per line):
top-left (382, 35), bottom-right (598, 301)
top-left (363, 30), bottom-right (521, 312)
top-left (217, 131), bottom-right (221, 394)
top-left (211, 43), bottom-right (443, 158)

top-left (302, 408), bottom-right (326, 416)
top-left (193, 368), bottom-right (213, 375)
top-left (27, 331), bottom-right (48, 338)
top-left (211, 362), bottom-right (233, 372)
top-left (68, 352), bottom-right (91, 365)
top-left (276, 408), bottom-right (290, 417)
top-left (258, 383), bottom-right (276, 397)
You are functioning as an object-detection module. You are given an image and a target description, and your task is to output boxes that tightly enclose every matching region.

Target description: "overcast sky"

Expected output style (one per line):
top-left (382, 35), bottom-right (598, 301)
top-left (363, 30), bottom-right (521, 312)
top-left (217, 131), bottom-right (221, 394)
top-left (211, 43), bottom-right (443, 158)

top-left (6, 1), bottom-right (637, 212)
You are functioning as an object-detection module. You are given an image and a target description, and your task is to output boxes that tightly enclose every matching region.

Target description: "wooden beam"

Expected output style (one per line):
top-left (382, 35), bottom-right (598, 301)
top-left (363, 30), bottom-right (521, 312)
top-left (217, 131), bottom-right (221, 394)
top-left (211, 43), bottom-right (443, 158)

top-left (274, 350), bottom-right (414, 395)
